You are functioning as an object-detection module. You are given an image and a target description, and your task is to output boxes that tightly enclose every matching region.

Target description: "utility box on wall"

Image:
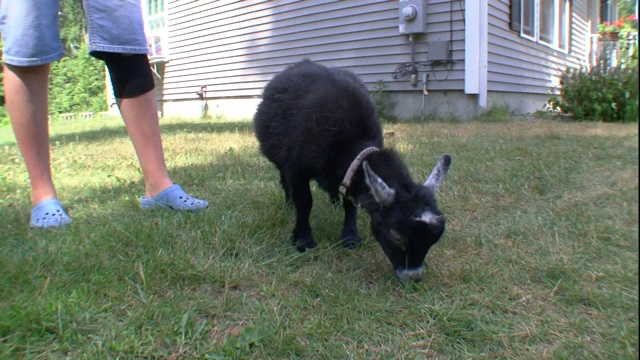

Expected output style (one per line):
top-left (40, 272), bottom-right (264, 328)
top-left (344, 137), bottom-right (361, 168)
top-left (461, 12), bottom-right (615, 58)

top-left (398, 0), bottom-right (428, 34)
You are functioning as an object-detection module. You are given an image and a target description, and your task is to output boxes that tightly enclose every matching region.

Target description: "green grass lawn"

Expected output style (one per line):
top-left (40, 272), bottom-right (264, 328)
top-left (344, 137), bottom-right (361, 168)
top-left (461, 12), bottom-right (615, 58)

top-left (0, 116), bottom-right (638, 359)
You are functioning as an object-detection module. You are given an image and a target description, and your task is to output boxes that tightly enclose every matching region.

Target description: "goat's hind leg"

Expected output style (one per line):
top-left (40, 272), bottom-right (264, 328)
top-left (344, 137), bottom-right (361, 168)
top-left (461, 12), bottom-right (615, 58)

top-left (290, 173), bottom-right (317, 252)
top-left (279, 170), bottom-right (291, 204)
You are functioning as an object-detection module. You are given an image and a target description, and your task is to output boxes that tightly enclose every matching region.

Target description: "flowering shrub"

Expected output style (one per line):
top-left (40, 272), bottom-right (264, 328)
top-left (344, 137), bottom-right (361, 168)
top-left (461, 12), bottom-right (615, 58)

top-left (548, 63), bottom-right (639, 123)
top-left (598, 14), bottom-right (638, 34)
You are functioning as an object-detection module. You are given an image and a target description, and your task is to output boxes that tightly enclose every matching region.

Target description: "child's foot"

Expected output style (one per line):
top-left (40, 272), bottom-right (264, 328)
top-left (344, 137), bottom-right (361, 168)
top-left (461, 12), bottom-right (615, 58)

top-left (140, 184), bottom-right (208, 212)
top-left (30, 199), bottom-right (72, 228)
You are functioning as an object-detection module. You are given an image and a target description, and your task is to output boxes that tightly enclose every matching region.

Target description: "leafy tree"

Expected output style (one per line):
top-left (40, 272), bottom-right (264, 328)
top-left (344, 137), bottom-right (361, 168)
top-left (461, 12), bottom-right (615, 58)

top-left (59, 0), bottom-right (86, 53)
top-left (49, 42), bottom-right (108, 114)
top-left (0, 0), bottom-right (107, 126)
top-left (49, 0), bottom-right (107, 115)
top-left (618, 0), bottom-right (637, 18)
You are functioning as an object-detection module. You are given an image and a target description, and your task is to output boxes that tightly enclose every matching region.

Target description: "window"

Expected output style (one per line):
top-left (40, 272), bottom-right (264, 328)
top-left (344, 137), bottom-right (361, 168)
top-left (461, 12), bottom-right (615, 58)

top-left (600, 0), bottom-right (618, 23)
top-left (510, 0), bottom-right (571, 52)
top-left (147, 0), bottom-right (165, 33)
top-left (145, 0), bottom-right (166, 58)
top-left (522, 0), bottom-right (535, 37)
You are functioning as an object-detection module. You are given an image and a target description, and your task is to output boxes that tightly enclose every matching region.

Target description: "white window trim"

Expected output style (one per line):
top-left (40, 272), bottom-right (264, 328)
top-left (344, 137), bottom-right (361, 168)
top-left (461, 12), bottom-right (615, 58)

top-left (519, 0), bottom-right (571, 53)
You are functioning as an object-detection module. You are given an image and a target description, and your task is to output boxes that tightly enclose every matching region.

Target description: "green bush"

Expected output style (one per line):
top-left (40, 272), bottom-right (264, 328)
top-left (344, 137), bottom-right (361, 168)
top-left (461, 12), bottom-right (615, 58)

top-left (0, 109), bottom-right (8, 128)
top-left (549, 46), bottom-right (639, 123)
top-left (48, 42), bottom-right (108, 115)
top-left (0, 43), bottom-right (107, 128)
top-left (0, 0), bottom-right (106, 128)
top-left (370, 80), bottom-right (398, 123)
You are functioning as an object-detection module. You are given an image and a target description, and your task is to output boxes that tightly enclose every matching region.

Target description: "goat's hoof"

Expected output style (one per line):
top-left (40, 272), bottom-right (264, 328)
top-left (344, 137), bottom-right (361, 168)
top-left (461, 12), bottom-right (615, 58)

top-left (293, 236), bottom-right (317, 252)
top-left (342, 236), bottom-right (362, 249)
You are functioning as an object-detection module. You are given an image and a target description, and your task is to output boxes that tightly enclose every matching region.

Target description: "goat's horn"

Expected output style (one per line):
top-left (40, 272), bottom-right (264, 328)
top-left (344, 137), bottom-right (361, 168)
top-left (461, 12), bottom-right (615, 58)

top-left (424, 154), bottom-right (452, 192)
top-left (363, 161), bottom-right (395, 206)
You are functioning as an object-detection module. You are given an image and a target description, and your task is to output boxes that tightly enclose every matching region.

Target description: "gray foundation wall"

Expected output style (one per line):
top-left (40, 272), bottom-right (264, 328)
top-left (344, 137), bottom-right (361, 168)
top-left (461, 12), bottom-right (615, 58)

top-left (159, 91), bottom-right (551, 121)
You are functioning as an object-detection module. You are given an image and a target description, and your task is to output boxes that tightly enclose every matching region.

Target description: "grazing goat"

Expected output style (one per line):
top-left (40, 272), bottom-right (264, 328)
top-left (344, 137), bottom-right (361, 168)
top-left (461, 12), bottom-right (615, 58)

top-left (253, 59), bottom-right (451, 281)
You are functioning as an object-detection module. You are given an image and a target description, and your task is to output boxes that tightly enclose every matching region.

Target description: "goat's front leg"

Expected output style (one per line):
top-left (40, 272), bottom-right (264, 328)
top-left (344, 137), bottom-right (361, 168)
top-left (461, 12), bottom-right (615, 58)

top-left (341, 199), bottom-right (362, 249)
top-left (290, 173), bottom-right (316, 252)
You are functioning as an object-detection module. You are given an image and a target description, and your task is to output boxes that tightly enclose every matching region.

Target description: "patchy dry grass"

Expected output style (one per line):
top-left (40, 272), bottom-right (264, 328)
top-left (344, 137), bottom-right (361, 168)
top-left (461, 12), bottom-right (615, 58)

top-left (0, 116), bottom-right (637, 359)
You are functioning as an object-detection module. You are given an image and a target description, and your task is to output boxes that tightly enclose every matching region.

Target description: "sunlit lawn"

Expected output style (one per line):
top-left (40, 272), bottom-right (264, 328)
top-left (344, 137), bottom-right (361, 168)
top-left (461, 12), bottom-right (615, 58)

top-left (0, 116), bottom-right (637, 359)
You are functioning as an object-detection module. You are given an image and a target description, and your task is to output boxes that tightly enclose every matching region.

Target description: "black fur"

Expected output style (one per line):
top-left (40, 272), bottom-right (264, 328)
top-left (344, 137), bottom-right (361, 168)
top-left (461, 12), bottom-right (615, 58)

top-left (253, 60), bottom-right (450, 281)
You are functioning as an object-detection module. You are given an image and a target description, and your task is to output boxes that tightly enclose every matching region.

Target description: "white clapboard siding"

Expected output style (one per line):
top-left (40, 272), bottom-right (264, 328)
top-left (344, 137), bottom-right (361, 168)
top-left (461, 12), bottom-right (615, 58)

top-left (162, 0), bottom-right (464, 101)
top-left (159, 0), bottom-right (591, 104)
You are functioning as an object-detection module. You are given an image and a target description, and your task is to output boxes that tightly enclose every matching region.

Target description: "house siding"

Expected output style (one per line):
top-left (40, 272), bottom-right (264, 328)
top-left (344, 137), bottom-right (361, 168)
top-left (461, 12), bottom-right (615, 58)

top-left (162, 0), bottom-right (464, 103)
top-left (152, 0), bottom-right (592, 119)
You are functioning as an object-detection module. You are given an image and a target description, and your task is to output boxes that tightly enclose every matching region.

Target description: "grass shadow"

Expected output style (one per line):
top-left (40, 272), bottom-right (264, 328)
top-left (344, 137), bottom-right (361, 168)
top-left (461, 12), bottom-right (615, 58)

top-left (0, 118), bottom-right (255, 147)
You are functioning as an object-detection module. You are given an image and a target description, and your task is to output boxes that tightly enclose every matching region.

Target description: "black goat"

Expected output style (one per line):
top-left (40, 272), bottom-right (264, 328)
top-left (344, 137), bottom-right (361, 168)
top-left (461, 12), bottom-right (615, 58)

top-left (253, 60), bottom-right (451, 281)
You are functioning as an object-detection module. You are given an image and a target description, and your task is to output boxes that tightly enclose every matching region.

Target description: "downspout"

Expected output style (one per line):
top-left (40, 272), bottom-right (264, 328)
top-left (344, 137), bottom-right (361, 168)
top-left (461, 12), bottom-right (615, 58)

top-left (479, 0), bottom-right (488, 109)
top-left (464, 0), bottom-right (488, 110)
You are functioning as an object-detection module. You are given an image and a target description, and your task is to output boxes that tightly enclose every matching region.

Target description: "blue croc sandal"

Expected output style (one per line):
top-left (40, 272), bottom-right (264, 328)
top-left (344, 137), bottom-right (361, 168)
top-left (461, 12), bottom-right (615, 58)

top-left (140, 184), bottom-right (208, 212)
top-left (30, 199), bottom-right (72, 228)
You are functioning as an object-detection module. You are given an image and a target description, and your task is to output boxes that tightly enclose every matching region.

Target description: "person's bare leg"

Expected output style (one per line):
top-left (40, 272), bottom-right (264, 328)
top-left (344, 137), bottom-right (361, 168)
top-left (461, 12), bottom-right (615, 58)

top-left (5, 63), bottom-right (71, 227)
top-left (116, 89), bottom-right (173, 198)
top-left (117, 89), bottom-right (208, 211)
top-left (4, 64), bottom-right (57, 206)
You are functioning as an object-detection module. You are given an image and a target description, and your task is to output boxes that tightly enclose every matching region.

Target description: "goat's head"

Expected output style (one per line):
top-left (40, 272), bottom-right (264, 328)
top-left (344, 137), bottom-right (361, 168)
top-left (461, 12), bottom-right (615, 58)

top-left (363, 154), bottom-right (451, 282)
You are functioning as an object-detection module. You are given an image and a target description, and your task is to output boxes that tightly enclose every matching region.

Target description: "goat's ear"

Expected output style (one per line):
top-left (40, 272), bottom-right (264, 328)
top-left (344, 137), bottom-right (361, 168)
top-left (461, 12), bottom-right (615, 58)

top-left (363, 161), bottom-right (395, 207)
top-left (424, 154), bottom-right (452, 193)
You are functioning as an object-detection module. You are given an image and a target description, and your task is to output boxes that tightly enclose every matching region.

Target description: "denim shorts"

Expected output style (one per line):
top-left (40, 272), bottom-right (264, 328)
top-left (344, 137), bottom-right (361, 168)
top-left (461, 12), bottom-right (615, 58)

top-left (0, 0), bottom-right (148, 66)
